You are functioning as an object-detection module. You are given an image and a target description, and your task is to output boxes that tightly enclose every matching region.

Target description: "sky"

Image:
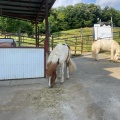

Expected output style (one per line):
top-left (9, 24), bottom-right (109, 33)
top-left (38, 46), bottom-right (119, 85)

top-left (52, 0), bottom-right (120, 10)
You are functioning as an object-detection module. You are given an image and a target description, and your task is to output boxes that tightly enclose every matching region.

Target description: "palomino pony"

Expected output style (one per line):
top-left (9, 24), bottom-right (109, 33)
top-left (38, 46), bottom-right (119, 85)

top-left (92, 39), bottom-right (120, 61)
top-left (46, 43), bottom-right (77, 87)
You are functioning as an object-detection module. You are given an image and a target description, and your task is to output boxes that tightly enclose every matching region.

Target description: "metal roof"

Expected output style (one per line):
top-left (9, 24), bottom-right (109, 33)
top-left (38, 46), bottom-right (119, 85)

top-left (0, 0), bottom-right (56, 23)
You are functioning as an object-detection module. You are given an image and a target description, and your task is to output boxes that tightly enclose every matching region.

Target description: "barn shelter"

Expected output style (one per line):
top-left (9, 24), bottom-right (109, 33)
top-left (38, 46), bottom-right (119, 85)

top-left (0, 0), bottom-right (56, 80)
top-left (0, 0), bottom-right (56, 47)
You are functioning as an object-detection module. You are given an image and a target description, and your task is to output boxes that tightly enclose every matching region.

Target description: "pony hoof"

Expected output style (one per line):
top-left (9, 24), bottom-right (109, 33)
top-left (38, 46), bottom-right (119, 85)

top-left (60, 81), bottom-right (64, 84)
top-left (49, 85), bottom-right (53, 88)
top-left (49, 83), bottom-right (55, 88)
top-left (95, 59), bottom-right (99, 61)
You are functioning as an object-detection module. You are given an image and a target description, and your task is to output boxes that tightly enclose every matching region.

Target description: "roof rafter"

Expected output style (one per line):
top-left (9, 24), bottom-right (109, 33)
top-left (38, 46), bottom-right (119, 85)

top-left (0, 0), bottom-right (56, 23)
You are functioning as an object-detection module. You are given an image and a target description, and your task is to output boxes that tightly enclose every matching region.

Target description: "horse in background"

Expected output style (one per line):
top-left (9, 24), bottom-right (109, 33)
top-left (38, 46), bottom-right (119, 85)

top-left (46, 43), bottom-right (77, 88)
top-left (92, 39), bottom-right (120, 61)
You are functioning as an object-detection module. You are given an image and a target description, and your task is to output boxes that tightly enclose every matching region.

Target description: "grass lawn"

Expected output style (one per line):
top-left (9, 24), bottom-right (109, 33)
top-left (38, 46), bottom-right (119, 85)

top-left (0, 27), bottom-right (120, 55)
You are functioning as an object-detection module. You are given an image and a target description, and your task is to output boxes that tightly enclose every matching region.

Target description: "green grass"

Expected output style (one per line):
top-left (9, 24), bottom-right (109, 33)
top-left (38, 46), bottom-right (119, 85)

top-left (51, 27), bottom-right (120, 55)
top-left (53, 27), bottom-right (93, 37)
top-left (0, 27), bottom-right (120, 55)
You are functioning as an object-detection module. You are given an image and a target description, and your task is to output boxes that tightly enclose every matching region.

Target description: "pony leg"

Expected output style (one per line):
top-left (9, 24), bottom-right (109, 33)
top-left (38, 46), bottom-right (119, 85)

top-left (60, 63), bottom-right (65, 83)
top-left (114, 52), bottom-right (119, 60)
top-left (66, 62), bottom-right (69, 79)
top-left (95, 49), bottom-right (100, 61)
top-left (53, 70), bottom-right (57, 84)
top-left (58, 65), bottom-right (62, 78)
top-left (92, 49), bottom-right (99, 61)
top-left (111, 49), bottom-right (115, 60)
top-left (48, 77), bottom-right (52, 87)
top-left (95, 53), bottom-right (99, 61)
top-left (92, 51), bottom-right (96, 59)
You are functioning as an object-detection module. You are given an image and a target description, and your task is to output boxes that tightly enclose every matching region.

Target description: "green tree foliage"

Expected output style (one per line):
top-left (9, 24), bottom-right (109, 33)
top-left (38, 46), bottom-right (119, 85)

top-left (0, 3), bottom-right (120, 34)
top-left (46, 3), bottom-right (120, 33)
top-left (0, 17), bottom-right (33, 35)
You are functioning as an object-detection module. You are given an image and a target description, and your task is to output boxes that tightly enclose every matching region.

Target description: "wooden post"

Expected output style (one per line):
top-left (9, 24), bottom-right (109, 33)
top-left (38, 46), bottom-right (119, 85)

top-left (119, 31), bottom-right (120, 38)
top-left (44, 0), bottom-right (49, 77)
top-left (38, 26), bottom-right (39, 47)
top-left (18, 27), bottom-right (21, 47)
top-left (44, 40), bottom-right (46, 77)
top-left (111, 17), bottom-right (113, 39)
top-left (45, 0), bottom-right (49, 53)
top-left (80, 28), bottom-right (83, 55)
top-left (81, 39), bottom-right (83, 55)
top-left (51, 35), bottom-right (54, 50)
top-left (74, 36), bottom-right (77, 56)
top-left (35, 22), bottom-right (39, 47)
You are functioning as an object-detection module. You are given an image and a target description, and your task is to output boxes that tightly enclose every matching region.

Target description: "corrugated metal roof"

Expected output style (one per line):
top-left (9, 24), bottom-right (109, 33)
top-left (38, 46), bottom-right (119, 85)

top-left (0, 0), bottom-right (55, 23)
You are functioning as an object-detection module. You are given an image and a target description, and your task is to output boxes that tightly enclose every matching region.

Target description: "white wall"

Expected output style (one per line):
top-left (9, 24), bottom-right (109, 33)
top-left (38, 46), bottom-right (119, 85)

top-left (0, 48), bottom-right (44, 80)
top-left (94, 24), bottom-right (113, 40)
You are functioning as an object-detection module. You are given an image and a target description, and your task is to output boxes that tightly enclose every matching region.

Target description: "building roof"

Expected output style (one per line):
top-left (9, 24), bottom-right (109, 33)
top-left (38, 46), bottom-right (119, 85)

top-left (0, 0), bottom-right (55, 23)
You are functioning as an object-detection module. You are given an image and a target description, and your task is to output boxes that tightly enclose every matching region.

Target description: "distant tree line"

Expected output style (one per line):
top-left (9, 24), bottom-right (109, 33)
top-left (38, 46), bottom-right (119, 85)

top-left (0, 17), bottom-right (33, 36)
top-left (0, 3), bottom-right (120, 34)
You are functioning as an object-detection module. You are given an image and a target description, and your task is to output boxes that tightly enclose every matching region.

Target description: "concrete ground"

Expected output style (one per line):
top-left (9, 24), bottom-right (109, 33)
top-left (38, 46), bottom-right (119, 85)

top-left (0, 53), bottom-right (120, 120)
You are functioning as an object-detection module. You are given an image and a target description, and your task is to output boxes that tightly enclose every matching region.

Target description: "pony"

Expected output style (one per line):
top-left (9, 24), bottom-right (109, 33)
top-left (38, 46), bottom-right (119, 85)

top-left (92, 39), bottom-right (120, 61)
top-left (46, 43), bottom-right (77, 87)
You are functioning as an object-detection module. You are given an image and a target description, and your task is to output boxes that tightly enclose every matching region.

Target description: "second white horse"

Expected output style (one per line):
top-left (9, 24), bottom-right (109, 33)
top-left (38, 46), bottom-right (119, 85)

top-left (92, 39), bottom-right (120, 61)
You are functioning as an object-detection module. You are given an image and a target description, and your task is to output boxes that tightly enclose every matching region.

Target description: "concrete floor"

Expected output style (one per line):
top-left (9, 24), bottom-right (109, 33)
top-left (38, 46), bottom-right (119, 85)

top-left (0, 53), bottom-right (120, 120)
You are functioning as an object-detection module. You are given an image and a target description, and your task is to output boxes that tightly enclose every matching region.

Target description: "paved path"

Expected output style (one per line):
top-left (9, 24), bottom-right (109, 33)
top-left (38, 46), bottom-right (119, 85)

top-left (0, 53), bottom-right (120, 120)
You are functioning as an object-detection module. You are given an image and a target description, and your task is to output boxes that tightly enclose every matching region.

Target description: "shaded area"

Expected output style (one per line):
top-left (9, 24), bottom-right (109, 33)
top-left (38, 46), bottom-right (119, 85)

top-left (0, 0), bottom-right (55, 22)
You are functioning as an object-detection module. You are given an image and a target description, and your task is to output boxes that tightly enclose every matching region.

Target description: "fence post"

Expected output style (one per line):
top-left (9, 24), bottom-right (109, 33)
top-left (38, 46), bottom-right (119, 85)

top-left (51, 35), bottom-right (53, 50)
top-left (119, 31), bottom-right (120, 38)
top-left (44, 40), bottom-right (47, 77)
top-left (81, 39), bottom-right (83, 55)
top-left (38, 26), bottom-right (39, 47)
top-left (80, 29), bottom-right (83, 55)
top-left (18, 27), bottom-right (21, 47)
top-left (74, 36), bottom-right (77, 56)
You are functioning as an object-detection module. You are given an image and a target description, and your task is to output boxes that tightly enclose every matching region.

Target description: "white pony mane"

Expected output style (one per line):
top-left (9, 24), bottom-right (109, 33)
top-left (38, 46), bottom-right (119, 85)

top-left (47, 43), bottom-right (69, 64)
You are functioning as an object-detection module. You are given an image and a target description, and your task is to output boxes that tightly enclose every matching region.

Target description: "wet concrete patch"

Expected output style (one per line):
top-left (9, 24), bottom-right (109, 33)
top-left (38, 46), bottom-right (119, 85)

top-left (87, 102), bottom-right (105, 120)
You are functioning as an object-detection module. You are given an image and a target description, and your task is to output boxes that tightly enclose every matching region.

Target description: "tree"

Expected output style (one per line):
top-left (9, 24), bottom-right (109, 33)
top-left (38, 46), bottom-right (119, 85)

top-left (1, 3), bottom-right (120, 34)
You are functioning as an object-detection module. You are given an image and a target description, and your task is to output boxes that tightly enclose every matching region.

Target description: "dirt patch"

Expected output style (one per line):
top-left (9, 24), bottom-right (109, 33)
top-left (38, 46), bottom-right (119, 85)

top-left (0, 85), bottom-right (64, 111)
top-left (0, 83), bottom-right (86, 119)
top-left (29, 86), bottom-right (64, 110)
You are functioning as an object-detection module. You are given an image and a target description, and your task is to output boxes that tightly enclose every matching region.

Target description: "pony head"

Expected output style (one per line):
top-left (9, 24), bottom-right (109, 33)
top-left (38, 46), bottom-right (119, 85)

top-left (46, 62), bottom-right (58, 87)
top-left (114, 51), bottom-right (120, 60)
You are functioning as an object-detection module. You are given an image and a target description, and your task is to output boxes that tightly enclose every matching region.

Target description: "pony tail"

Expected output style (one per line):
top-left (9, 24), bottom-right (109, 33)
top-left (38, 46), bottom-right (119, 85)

top-left (68, 59), bottom-right (77, 73)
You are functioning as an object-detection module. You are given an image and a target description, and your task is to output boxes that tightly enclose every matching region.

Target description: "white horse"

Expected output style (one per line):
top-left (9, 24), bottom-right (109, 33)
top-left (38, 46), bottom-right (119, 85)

top-left (46, 43), bottom-right (77, 87)
top-left (92, 39), bottom-right (120, 61)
